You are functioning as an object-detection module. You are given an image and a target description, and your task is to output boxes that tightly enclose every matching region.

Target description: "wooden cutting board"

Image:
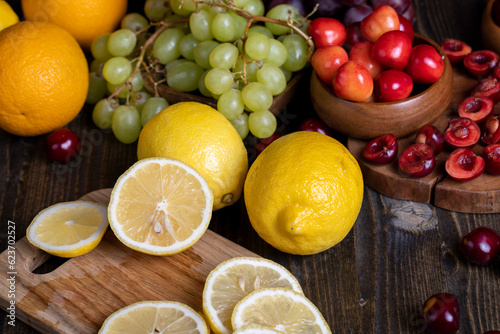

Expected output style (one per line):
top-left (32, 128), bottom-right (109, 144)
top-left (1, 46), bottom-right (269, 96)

top-left (347, 67), bottom-right (500, 213)
top-left (0, 189), bottom-right (258, 334)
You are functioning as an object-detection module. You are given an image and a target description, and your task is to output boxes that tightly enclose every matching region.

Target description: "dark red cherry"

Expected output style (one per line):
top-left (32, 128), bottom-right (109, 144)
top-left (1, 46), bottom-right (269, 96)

top-left (459, 226), bottom-right (500, 265)
top-left (423, 293), bottom-right (460, 334)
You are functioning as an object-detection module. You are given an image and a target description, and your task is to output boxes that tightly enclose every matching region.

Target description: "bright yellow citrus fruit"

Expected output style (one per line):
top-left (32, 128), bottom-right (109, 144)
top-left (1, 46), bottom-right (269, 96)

top-left (99, 300), bottom-right (209, 334)
top-left (244, 131), bottom-right (364, 255)
top-left (202, 257), bottom-right (303, 334)
top-left (0, 1), bottom-right (18, 31)
top-left (108, 158), bottom-right (214, 256)
top-left (137, 102), bottom-right (248, 211)
top-left (21, 0), bottom-right (127, 50)
top-left (231, 288), bottom-right (331, 334)
top-left (27, 201), bottom-right (109, 258)
top-left (0, 21), bottom-right (88, 137)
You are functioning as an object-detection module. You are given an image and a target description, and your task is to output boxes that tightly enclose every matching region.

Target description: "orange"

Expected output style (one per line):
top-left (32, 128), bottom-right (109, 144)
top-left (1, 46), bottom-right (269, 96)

top-left (21, 0), bottom-right (128, 50)
top-left (0, 21), bottom-right (88, 137)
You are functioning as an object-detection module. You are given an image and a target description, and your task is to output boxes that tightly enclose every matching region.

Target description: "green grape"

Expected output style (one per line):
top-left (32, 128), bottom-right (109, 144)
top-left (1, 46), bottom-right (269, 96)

top-left (91, 34), bottom-right (113, 61)
top-left (179, 33), bottom-right (199, 60)
top-left (248, 25), bottom-right (274, 39)
top-left (170, 0), bottom-right (193, 15)
top-left (189, 9), bottom-right (213, 41)
top-left (103, 57), bottom-right (132, 85)
top-left (230, 113), bottom-right (249, 139)
top-left (198, 70), bottom-right (212, 97)
top-left (243, 0), bottom-right (265, 16)
top-left (205, 67), bottom-right (234, 95)
top-left (217, 89), bottom-right (244, 121)
top-left (244, 33), bottom-right (270, 60)
top-left (90, 59), bottom-right (106, 73)
top-left (107, 82), bottom-right (130, 99)
top-left (209, 5), bottom-right (226, 17)
top-left (167, 61), bottom-right (205, 92)
top-left (107, 29), bottom-right (137, 57)
top-left (86, 72), bottom-right (108, 104)
top-left (144, 0), bottom-right (170, 21)
top-left (248, 110), bottom-right (277, 138)
top-left (165, 58), bottom-right (191, 71)
top-left (130, 71), bottom-right (145, 92)
top-left (280, 67), bottom-right (293, 82)
top-left (121, 13), bottom-right (149, 32)
top-left (265, 39), bottom-right (288, 67)
top-left (281, 34), bottom-right (309, 72)
top-left (153, 28), bottom-right (185, 64)
top-left (92, 98), bottom-right (119, 129)
top-left (209, 43), bottom-right (239, 69)
top-left (233, 58), bottom-right (260, 83)
top-left (131, 91), bottom-right (150, 113)
top-left (141, 97), bottom-right (169, 126)
top-left (265, 4), bottom-right (299, 36)
top-left (112, 105), bottom-right (142, 144)
top-left (233, 0), bottom-right (250, 8)
top-left (164, 14), bottom-right (190, 34)
top-left (256, 63), bottom-right (287, 96)
top-left (193, 40), bottom-right (219, 69)
top-left (211, 13), bottom-right (236, 42)
top-left (227, 10), bottom-right (247, 40)
top-left (241, 82), bottom-right (273, 112)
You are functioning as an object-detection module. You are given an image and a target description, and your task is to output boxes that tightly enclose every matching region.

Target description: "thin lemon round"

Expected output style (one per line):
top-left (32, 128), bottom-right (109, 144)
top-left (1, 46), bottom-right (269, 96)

top-left (26, 201), bottom-right (108, 258)
top-left (244, 131), bottom-right (364, 255)
top-left (108, 158), bottom-right (213, 256)
top-left (231, 288), bottom-right (331, 334)
top-left (99, 300), bottom-right (209, 334)
top-left (137, 102), bottom-right (248, 211)
top-left (202, 257), bottom-right (303, 334)
top-left (233, 325), bottom-right (285, 334)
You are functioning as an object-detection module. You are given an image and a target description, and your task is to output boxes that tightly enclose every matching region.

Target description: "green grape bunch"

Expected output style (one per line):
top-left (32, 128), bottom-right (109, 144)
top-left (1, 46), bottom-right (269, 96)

top-left (86, 0), bottom-right (314, 144)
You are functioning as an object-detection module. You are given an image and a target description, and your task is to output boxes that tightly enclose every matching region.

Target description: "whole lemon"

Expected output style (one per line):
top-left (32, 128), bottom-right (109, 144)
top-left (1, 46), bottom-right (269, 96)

top-left (137, 102), bottom-right (248, 211)
top-left (21, 0), bottom-right (127, 50)
top-left (0, 1), bottom-right (18, 31)
top-left (244, 131), bottom-right (364, 255)
top-left (0, 21), bottom-right (88, 137)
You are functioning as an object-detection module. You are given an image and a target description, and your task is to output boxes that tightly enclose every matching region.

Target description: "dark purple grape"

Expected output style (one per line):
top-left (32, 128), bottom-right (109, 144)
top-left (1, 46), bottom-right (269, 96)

top-left (266, 0), bottom-right (308, 16)
top-left (339, 0), bottom-right (365, 5)
top-left (307, 0), bottom-right (344, 17)
top-left (370, 0), bottom-right (411, 14)
top-left (343, 4), bottom-right (373, 27)
top-left (400, 1), bottom-right (416, 24)
top-left (423, 293), bottom-right (460, 334)
top-left (459, 226), bottom-right (500, 265)
top-left (344, 22), bottom-right (367, 49)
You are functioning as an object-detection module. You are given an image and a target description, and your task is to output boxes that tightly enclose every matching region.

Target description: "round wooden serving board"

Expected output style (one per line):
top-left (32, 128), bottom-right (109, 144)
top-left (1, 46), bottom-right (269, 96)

top-left (347, 67), bottom-right (500, 214)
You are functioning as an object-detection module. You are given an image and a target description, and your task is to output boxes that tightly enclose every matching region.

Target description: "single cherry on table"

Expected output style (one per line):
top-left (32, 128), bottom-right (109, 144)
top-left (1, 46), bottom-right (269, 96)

top-left (472, 76), bottom-right (500, 102)
top-left (443, 117), bottom-right (481, 149)
top-left (463, 50), bottom-right (499, 77)
top-left (363, 133), bottom-right (398, 164)
top-left (459, 226), bottom-right (500, 265)
top-left (445, 147), bottom-right (485, 182)
top-left (414, 124), bottom-right (444, 155)
top-left (481, 114), bottom-right (500, 145)
top-left (422, 293), bottom-right (460, 334)
top-left (457, 96), bottom-right (494, 124)
top-left (298, 118), bottom-right (334, 136)
top-left (439, 38), bottom-right (472, 65)
top-left (484, 144), bottom-right (500, 175)
top-left (398, 143), bottom-right (435, 178)
top-left (45, 128), bottom-right (81, 163)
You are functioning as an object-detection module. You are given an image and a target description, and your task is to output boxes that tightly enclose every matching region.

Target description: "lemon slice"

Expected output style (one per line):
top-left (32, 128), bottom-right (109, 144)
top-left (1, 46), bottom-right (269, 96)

top-left (202, 257), bottom-right (303, 334)
top-left (108, 158), bottom-right (213, 256)
top-left (233, 325), bottom-right (285, 334)
top-left (232, 288), bottom-right (331, 334)
top-left (98, 300), bottom-right (209, 334)
top-left (26, 201), bottom-right (108, 258)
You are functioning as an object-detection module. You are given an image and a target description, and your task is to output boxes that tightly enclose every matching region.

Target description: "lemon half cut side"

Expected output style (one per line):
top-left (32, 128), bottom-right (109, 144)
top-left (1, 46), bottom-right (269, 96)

top-left (108, 158), bottom-right (214, 256)
top-left (27, 201), bottom-right (108, 258)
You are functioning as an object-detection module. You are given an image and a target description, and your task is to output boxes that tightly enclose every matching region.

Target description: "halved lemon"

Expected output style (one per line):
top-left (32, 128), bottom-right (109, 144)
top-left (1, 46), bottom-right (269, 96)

top-left (108, 158), bottom-right (213, 256)
top-left (26, 201), bottom-right (108, 258)
top-left (202, 257), bottom-right (303, 334)
top-left (231, 288), bottom-right (331, 334)
top-left (233, 325), bottom-right (285, 334)
top-left (98, 300), bottom-right (209, 334)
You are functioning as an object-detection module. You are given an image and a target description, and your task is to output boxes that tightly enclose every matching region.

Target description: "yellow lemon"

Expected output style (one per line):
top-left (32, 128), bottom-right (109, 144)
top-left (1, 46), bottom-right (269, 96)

top-left (0, 1), bottom-right (18, 31)
top-left (244, 131), bottom-right (364, 255)
top-left (137, 102), bottom-right (248, 211)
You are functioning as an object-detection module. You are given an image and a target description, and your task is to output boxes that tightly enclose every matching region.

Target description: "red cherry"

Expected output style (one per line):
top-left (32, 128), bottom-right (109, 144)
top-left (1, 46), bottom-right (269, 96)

top-left (345, 22), bottom-right (367, 50)
top-left (253, 132), bottom-right (282, 155)
top-left (482, 115), bottom-right (500, 145)
top-left (373, 69), bottom-right (413, 102)
top-left (443, 117), bottom-right (481, 149)
top-left (332, 61), bottom-right (374, 102)
top-left (360, 5), bottom-right (400, 43)
top-left (298, 118), bottom-right (334, 136)
top-left (414, 124), bottom-right (444, 155)
top-left (423, 293), bottom-right (460, 334)
top-left (362, 133), bottom-right (398, 164)
top-left (484, 144), bottom-right (500, 175)
top-left (398, 14), bottom-right (414, 42)
top-left (45, 128), bottom-right (81, 163)
top-left (445, 147), bottom-right (485, 181)
top-left (371, 30), bottom-right (412, 70)
top-left (463, 50), bottom-right (500, 77)
top-left (439, 38), bottom-right (472, 65)
top-left (311, 45), bottom-right (349, 85)
top-left (398, 143), bottom-right (435, 178)
top-left (349, 41), bottom-right (383, 79)
top-left (307, 17), bottom-right (347, 49)
top-left (457, 96), bottom-right (494, 124)
top-left (405, 44), bottom-right (444, 84)
top-left (471, 76), bottom-right (500, 103)
top-left (459, 226), bottom-right (500, 265)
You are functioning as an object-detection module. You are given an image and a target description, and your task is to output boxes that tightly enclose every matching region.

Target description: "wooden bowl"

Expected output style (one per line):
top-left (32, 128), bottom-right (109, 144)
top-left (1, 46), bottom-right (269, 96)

top-left (482, 0), bottom-right (500, 55)
top-left (310, 34), bottom-right (453, 140)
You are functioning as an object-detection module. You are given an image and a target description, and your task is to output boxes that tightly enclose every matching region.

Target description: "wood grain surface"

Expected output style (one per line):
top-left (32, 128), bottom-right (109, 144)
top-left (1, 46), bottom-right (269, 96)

top-left (1, 0), bottom-right (500, 333)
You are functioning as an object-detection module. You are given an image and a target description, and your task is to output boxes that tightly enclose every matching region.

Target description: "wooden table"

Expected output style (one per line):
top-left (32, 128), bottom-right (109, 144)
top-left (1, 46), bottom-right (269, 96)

top-left (1, 0), bottom-right (499, 332)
